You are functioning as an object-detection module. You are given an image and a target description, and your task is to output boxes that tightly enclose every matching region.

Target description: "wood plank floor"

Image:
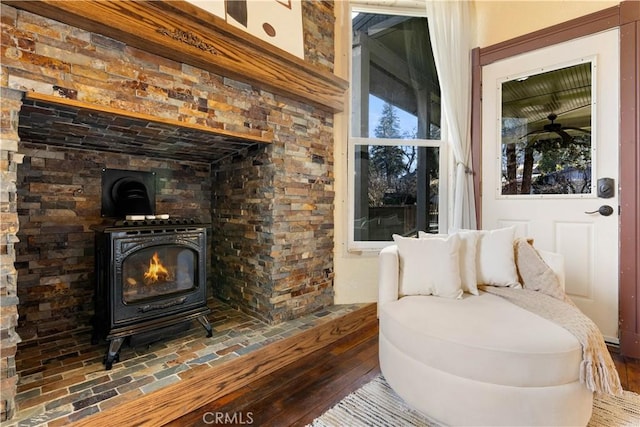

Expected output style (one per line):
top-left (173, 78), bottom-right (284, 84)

top-left (610, 345), bottom-right (640, 394)
top-left (166, 323), bottom-right (640, 427)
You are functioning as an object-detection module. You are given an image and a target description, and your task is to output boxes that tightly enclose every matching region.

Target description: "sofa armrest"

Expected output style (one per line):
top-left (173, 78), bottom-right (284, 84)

top-left (379, 245), bottom-right (400, 311)
top-left (538, 250), bottom-right (566, 290)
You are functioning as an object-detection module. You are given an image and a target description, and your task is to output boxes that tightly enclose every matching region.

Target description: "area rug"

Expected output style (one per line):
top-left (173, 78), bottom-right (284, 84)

top-left (309, 375), bottom-right (640, 427)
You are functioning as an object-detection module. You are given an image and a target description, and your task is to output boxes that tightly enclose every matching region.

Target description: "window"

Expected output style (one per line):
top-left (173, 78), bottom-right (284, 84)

top-left (349, 8), bottom-right (446, 250)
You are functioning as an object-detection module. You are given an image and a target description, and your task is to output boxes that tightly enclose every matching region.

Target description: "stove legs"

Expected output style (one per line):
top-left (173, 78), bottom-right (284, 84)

top-left (100, 316), bottom-right (211, 370)
top-left (197, 314), bottom-right (213, 337)
top-left (104, 337), bottom-right (124, 370)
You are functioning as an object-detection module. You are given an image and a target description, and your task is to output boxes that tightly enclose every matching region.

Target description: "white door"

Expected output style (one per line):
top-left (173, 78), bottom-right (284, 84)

top-left (482, 29), bottom-right (620, 343)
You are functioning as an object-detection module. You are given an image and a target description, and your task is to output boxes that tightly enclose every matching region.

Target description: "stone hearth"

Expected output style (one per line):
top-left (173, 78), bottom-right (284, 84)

top-left (5, 299), bottom-right (365, 426)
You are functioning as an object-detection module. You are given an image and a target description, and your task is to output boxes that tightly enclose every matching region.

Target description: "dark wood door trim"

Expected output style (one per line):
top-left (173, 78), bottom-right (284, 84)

top-left (472, 1), bottom-right (640, 358)
top-left (471, 47), bottom-right (482, 227)
top-left (618, 1), bottom-right (640, 359)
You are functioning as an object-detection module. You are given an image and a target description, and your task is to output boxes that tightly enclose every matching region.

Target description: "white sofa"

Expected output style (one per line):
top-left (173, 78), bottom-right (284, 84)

top-left (378, 238), bottom-right (594, 426)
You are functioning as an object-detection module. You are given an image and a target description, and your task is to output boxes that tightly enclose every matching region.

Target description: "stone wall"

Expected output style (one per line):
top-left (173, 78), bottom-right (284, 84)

top-left (212, 102), bottom-right (335, 323)
top-left (0, 1), bottom-right (337, 420)
top-left (0, 88), bottom-right (23, 421)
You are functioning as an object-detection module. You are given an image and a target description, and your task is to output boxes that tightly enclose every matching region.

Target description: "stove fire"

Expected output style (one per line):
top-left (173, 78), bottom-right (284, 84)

top-left (123, 247), bottom-right (197, 302)
top-left (144, 252), bottom-right (171, 284)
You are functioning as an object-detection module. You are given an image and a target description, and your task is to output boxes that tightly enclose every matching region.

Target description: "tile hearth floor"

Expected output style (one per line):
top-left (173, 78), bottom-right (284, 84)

top-left (7, 299), bottom-right (365, 427)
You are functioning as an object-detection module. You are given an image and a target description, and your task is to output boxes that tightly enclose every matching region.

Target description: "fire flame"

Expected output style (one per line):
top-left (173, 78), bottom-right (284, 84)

top-left (143, 252), bottom-right (172, 284)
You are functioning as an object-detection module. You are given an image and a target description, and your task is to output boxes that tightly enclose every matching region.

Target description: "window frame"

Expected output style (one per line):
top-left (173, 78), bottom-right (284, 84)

top-left (347, 4), bottom-right (449, 252)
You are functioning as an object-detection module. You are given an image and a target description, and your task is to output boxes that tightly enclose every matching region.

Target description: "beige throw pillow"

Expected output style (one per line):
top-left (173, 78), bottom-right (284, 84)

top-left (393, 234), bottom-right (463, 299)
top-left (453, 227), bottom-right (519, 287)
top-left (514, 238), bottom-right (565, 300)
top-left (419, 230), bottom-right (479, 295)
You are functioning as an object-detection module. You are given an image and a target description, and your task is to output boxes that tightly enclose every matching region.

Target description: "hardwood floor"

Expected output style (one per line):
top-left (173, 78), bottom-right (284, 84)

top-left (166, 323), bottom-right (640, 427)
top-left (609, 345), bottom-right (640, 394)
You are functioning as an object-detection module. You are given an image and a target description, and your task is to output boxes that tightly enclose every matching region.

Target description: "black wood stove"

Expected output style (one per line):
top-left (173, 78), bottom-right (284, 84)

top-left (92, 169), bottom-right (212, 369)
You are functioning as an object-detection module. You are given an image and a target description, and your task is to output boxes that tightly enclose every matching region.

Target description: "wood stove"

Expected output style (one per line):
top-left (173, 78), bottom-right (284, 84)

top-left (92, 169), bottom-right (212, 369)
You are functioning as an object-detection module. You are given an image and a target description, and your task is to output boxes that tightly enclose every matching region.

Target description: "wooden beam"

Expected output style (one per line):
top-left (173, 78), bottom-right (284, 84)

top-left (4, 0), bottom-right (348, 113)
top-left (69, 304), bottom-right (378, 427)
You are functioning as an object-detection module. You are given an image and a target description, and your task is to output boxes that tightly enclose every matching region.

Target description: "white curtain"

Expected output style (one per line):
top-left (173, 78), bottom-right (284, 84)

top-left (425, 0), bottom-right (477, 230)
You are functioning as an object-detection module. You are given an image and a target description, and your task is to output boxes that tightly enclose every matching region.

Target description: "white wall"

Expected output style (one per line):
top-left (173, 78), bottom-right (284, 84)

top-left (332, 0), bottom-right (619, 304)
top-left (475, 1), bottom-right (618, 48)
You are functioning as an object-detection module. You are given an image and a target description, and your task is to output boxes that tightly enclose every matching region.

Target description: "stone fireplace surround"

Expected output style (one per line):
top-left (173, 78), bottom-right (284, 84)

top-left (0, 1), bottom-right (346, 420)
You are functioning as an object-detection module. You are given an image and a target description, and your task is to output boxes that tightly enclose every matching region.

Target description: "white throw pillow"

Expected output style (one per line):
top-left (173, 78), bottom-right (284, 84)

top-left (419, 230), bottom-right (479, 295)
top-left (453, 227), bottom-right (519, 287)
top-left (392, 234), bottom-right (463, 299)
top-left (477, 227), bottom-right (519, 287)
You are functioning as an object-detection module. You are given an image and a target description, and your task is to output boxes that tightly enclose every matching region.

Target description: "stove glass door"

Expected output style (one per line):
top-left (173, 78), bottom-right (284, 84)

top-left (121, 245), bottom-right (196, 303)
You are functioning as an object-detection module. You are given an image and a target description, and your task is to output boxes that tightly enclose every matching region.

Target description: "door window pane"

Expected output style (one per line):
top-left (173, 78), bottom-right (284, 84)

top-left (501, 63), bottom-right (592, 195)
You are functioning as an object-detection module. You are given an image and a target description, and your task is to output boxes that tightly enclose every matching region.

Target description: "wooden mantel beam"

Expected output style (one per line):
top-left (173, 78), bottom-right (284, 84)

top-left (4, 0), bottom-right (349, 113)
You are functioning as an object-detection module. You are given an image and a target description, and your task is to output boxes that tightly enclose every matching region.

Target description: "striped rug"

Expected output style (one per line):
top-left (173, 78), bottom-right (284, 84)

top-left (309, 375), bottom-right (640, 427)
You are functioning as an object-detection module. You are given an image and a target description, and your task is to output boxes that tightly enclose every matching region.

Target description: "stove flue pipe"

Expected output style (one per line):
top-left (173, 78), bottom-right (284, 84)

top-left (111, 177), bottom-right (153, 217)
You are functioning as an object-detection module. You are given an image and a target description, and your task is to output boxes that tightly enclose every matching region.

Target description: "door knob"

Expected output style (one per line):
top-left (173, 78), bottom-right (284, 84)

top-left (585, 205), bottom-right (614, 216)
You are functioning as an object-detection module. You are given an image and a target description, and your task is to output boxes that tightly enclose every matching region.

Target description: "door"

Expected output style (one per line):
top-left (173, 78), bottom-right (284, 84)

top-left (482, 29), bottom-right (620, 343)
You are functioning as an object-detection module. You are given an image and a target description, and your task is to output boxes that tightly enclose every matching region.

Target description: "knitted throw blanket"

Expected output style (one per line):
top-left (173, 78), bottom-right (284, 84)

top-left (480, 285), bottom-right (623, 396)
